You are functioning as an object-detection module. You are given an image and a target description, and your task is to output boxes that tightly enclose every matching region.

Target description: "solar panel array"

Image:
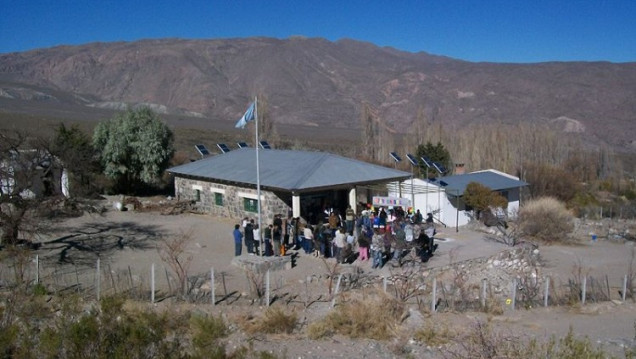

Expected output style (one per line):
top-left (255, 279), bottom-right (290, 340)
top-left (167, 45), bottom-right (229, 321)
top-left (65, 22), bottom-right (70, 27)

top-left (195, 144), bottom-right (210, 156)
top-left (217, 143), bottom-right (231, 153)
top-left (259, 140), bottom-right (271, 149)
top-left (237, 142), bottom-right (249, 148)
top-left (389, 152), bottom-right (402, 162)
top-left (420, 156), bottom-right (433, 168)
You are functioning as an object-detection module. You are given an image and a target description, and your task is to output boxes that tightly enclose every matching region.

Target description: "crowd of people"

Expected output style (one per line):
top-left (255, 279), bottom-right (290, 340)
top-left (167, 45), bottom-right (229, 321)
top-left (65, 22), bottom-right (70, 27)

top-left (232, 205), bottom-right (439, 268)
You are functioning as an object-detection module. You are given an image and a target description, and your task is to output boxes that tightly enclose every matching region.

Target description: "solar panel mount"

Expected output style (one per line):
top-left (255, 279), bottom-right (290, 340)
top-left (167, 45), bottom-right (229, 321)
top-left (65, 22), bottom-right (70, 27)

top-left (216, 143), bottom-right (231, 154)
top-left (433, 162), bottom-right (447, 174)
top-left (195, 144), bottom-right (210, 157)
top-left (406, 153), bottom-right (419, 166)
top-left (420, 156), bottom-right (433, 168)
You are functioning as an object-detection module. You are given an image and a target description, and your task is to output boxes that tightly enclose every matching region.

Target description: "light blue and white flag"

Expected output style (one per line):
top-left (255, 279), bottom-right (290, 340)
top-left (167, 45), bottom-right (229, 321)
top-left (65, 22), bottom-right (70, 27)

top-left (234, 102), bottom-right (255, 129)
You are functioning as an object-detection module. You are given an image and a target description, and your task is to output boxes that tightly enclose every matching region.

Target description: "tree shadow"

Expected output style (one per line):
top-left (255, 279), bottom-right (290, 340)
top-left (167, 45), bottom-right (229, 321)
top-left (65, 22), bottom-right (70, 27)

top-left (39, 221), bottom-right (167, 266)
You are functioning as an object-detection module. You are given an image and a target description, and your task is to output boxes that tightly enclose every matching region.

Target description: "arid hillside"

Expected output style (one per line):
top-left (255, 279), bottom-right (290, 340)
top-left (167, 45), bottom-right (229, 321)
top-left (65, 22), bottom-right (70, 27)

top-left (1, 37), bottom-right (635, 152)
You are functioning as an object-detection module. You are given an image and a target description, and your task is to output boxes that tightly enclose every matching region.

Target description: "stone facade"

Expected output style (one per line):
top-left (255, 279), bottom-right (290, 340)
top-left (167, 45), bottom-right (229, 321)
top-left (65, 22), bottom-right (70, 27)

top-left (174, 176), bottom-right (291, 224)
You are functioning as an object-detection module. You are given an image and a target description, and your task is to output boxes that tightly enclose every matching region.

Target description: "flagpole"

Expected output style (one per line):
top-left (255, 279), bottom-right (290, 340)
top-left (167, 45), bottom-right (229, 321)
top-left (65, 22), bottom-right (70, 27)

top-left (255, 96), bottom-right (263, 257)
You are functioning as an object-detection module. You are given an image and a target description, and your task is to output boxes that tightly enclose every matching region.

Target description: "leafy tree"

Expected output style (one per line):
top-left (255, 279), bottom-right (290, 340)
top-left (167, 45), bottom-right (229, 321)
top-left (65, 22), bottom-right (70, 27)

top-left (93, 107), bottom-right (174, 194)
top-left (463, 182), bottom-right (508, 220)
top-left (49, 123), bottom-right (101, 197)
top-left (415, 141), bottom-right (451, 178)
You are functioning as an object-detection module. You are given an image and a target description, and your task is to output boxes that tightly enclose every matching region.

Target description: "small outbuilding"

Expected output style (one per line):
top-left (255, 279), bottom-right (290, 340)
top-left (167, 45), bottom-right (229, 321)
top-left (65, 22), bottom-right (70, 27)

top-left (168, 148), bottom-right (411, 225)
top-left (390, 169), bottom-right (528, 229)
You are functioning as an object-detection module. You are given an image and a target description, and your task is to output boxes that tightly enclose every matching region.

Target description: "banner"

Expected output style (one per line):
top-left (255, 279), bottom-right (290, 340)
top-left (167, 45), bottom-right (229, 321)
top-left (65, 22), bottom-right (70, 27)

top-left (372, 196), bottom-right (410, 207)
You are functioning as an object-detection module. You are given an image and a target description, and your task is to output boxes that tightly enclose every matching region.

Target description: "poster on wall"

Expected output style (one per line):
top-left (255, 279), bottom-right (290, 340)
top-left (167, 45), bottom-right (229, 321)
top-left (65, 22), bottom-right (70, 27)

top-left (372, 196), bottom-right (410, 207)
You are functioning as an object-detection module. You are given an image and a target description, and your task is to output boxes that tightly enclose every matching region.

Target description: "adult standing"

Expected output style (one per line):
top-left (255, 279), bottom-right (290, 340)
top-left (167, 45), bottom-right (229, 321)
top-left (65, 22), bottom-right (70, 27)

top-left (345, 205), bottom-right (355, 235)
top-left (244, 219), bottom-right (255, 254)
top-left (233, 224), bottom-right (243, 256)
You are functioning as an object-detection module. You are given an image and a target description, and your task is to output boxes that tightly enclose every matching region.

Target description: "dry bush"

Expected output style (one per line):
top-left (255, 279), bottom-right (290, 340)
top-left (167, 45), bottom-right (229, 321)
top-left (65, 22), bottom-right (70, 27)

top-left (307, 293), bottom-right (405, 340)
top-left (518, 197), bottom-right (574, 243)
top-left (236, 305), bottom-right (298, 335)
top-left (413, 321), bottom-right (455, 347)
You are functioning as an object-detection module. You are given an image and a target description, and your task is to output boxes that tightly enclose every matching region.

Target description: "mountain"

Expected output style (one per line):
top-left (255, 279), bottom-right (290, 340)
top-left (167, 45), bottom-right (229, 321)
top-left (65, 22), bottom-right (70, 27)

top-left (1, 37), bottom-right (635, 150)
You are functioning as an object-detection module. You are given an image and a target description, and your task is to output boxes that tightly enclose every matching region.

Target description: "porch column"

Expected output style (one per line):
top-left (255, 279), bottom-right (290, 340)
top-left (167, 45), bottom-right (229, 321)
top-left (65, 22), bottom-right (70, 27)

top-left (292, 194), bottom-right (301, 218)
top-left (348, 188), bottom-right (356, 211)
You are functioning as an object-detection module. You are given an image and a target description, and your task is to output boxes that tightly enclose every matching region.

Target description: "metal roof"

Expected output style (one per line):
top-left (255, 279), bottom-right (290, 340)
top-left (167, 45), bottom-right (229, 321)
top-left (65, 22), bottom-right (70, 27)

top-left (168, 148), bottom-right (412, 193)
top-left (430, 169), bottom-right (528, 195)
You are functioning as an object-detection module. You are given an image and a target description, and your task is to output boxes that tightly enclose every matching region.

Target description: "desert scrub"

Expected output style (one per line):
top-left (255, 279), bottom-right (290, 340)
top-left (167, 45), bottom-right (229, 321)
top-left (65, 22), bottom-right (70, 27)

top-left (518, 197), bottom-right (574, 243)
top-left (190, 314), bottom-right (231, 359)
top-left (237, 305), bottom-right (298, 335)
top-left (307, 294), bottom-right (405, 340)
top-left (413, 321), bottom-right (455, 347)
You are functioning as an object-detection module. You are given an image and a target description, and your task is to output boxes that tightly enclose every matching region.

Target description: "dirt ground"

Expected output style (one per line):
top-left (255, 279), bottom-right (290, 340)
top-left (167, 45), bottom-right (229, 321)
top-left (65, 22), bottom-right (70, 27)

top-left (32, 197), bottom-right (636, 358)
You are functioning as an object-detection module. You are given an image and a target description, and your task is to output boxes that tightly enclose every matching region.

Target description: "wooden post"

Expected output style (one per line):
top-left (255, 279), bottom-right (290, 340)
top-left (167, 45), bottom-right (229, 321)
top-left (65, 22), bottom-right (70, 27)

top-left (544, 277), bottom-right (550, 307)
top-left (622, 275), bottom-right (628, 302)
top-left (383, 276), bottom-right (387, 293)
top-left (331, 274), bottom-right (343, 308)
top-left (511, 278), bottom-right (516, 311)
top-left (582, 276), bottom-right (587, 305)
top-left (151, 263), bottom-right (155, 303)
top-left (96, 258), bottom-right (101, 301)
top-left (211, 268), bottom-right (216, 306)
top-left (431, 278), bottom-right (437, 313)
top-left (480, 279), bottom-right (487, 308)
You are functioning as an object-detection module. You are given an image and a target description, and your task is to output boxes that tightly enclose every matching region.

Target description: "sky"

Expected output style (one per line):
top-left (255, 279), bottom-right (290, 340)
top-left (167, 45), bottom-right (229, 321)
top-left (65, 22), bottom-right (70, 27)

top-left (1, 0), bottom-right (635, 63)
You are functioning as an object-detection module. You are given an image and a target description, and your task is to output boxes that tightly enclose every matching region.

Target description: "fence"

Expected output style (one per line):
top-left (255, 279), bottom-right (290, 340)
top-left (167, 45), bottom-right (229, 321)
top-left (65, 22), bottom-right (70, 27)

top-left (0, 254), bottom-right (633, 313)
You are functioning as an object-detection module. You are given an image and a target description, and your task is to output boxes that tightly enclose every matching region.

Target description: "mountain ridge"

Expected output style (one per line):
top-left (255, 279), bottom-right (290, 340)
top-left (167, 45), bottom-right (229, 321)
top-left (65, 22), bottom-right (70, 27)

top-left (1, 37), bottom-right (635, 150)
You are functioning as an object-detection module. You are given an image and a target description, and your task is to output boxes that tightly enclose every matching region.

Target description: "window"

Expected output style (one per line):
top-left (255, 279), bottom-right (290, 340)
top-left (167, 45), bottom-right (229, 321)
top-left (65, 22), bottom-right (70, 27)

top-left (194, 189), bottom-right (201, 202)
top-left (214, 192), bottom-right (223, 206)
top-left (244, 197), bottom-right (258, 213)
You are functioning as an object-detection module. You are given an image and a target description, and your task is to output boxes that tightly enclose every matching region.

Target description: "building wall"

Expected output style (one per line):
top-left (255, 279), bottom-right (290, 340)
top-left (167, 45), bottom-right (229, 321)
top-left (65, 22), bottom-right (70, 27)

top-left (174, 176), bottom-right (291, 225)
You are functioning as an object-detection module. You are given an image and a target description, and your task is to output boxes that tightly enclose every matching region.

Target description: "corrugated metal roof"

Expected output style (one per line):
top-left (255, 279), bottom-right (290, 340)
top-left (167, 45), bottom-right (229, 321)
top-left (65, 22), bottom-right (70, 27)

top-left (431, 169), bottom-right (528, 195)
top-left (168, 148), bottom-right (412, 192)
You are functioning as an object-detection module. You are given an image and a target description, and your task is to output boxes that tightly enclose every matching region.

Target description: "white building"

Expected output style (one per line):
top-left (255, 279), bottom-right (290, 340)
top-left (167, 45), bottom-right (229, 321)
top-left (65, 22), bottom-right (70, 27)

top-left (389, 169), bottom-right (527, 229)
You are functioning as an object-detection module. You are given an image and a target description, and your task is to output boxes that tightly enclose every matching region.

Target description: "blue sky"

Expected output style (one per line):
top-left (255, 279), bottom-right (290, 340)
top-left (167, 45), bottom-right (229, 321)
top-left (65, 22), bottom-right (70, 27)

top-left (1, 0), bottom-right (635, 63)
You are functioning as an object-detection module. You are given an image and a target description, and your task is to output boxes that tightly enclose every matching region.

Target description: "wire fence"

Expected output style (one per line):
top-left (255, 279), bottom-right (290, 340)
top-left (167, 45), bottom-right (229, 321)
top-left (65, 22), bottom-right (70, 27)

top-left (1, 254), bottom-right (633, 314)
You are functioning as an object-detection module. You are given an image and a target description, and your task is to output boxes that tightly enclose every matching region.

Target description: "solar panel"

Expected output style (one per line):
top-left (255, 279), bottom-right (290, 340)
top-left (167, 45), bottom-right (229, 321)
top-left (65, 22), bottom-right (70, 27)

top-left (420, 156), bottom-right (433, 168)
top-left (259, 140), bottom-right (271, 149)
top-left (406, 153), bottom-right (419, 166)
top-left (389, 152), bottom-right (402, 162)
top-left (433, 162), bottom-right (447, 174)
top-left (216, 143), bottom-right (231, 153)
top-left (439, 180), bottom-right (449, 187)
top-left (195, 144), bottom-right (210, 156)
top-left (237, 142), bottom-right (249, 148)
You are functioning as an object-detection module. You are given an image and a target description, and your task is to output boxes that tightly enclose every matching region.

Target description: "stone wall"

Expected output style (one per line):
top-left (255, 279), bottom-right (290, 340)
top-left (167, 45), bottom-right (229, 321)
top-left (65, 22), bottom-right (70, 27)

top-left (174, 176), bottom-right (291, 225)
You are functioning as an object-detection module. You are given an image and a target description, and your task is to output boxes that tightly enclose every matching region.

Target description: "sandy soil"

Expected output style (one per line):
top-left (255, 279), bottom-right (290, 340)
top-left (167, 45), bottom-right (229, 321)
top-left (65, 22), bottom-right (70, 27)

top-left (33, 198), bottom-right (636, 358)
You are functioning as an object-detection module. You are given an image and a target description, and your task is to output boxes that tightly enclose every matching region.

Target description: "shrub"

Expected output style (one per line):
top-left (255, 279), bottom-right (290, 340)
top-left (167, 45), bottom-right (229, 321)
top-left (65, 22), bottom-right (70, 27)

top-left (237, 306), bottom-right (298, 335)
top-left (517, 197), bottom-right (574, 243)
top-left (307, 294), bottom-right (405, 340)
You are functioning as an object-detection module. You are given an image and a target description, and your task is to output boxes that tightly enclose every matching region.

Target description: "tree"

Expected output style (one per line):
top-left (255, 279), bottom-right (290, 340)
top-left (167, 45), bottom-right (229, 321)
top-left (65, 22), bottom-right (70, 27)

top-left (93, 107), bottom-right (174, 194)
top-left (49, 123), bottom-right (100, 197)
top-left (415, 141), bottom-right (452, 178)
top-left (0, 131), bottom-right (53, 245)
top-left (463, 182), bottom-right (508, 220)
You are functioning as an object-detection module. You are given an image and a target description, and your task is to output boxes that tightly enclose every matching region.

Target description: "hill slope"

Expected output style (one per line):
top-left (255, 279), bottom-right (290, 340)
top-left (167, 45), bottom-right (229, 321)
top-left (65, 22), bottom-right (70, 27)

top-left (1, 37), bottom-right (635, 150)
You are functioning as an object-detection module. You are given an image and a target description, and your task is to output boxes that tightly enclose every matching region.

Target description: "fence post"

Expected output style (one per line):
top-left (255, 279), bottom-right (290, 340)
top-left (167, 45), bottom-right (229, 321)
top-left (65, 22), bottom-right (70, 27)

top-left (265, 269), bottom-right (270, 307)
top-left (544, 276), bottom-right (550, 307)
top-left (480, 279), bottom-right (487, 308)
top-left (96, 258), bottom-right (101, 301)
top-left (331, 274), bottom-right (343, 308)
top-left (431, 277), bottom-right (437, 313)
top-left (35, 255), bottom-right (39, 284)
top-left (581, 276), bottom-right (587, 305)
top-left (211, 268), bottom-right (215, 306)
top-left (383, 276), bottom-right (387, 293)
top-left (622, 275), bottom-right (627, 302)
top-left (151, 263), bottom-right (155, 303)
top-left (511, 278), bottom-right (516, 311)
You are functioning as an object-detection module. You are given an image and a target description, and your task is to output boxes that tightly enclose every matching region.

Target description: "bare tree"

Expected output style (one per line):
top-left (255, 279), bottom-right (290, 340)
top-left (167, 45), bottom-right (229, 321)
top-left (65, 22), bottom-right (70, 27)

top-left (158, 229), bottom-right (194, 297)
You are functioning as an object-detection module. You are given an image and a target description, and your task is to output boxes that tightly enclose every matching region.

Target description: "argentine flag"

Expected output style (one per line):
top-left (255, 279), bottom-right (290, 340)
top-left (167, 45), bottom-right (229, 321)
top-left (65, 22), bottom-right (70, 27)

top-left (235, 102), bottom-right (255, 129)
